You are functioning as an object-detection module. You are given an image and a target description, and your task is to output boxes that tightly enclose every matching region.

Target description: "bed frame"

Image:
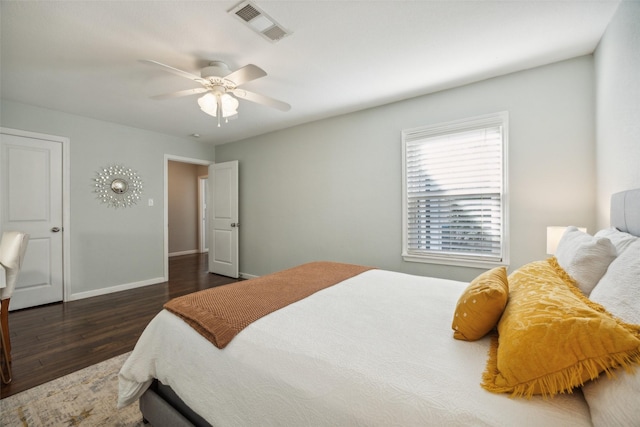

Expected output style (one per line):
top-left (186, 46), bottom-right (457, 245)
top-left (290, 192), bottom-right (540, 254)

top-left (140, 380), bottom-right (211, 426)
top-left (611, 188), bottom-right (640, 236)
top-left (138, 188), bottom-right (640, 427)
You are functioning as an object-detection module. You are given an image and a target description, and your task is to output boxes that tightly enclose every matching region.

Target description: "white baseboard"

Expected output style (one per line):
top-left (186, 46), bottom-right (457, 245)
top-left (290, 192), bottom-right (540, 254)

top-left (69, 270), bottom-right (253, 301)
top-left (169, 249), bottom-right (200, 257)
top-left (68, 277), bottom-right (165, 301)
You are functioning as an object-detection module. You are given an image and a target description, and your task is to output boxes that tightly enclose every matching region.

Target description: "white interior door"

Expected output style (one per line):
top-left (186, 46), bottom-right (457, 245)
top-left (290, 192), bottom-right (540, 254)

top-left (208, 161), bottom-right (239, 278)
top-left (1, 131), bottom-right (64, 310)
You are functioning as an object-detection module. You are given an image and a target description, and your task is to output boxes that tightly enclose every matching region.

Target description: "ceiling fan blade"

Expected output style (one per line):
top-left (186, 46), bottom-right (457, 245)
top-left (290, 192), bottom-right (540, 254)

top-left (225, 64), bottom-right (267, 86)
top-left (232, 89), bottom-right (290, 112)
top-left (141, 59), bottom-right (205, 83)
top-left (151, 88), bottom-right (209, 100)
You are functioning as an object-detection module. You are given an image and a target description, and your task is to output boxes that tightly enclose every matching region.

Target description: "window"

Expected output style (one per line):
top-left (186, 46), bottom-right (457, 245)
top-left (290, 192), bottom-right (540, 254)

top-left (402, 112), bottom-right (508, 268)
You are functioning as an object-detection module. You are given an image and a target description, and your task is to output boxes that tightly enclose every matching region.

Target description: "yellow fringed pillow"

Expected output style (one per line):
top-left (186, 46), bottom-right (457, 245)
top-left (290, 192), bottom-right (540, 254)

top-left (452, 266), bottom-right (508, 341)
top-left (482, 258), bottom-right (640, 398)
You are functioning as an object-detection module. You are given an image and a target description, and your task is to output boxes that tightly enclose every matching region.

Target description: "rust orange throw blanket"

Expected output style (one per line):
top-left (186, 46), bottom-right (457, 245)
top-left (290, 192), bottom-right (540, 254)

top-left (164, 261), bottom-right (374, 349)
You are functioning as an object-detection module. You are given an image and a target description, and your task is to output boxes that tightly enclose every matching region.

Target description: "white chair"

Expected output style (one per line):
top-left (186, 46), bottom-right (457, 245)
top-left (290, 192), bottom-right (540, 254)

top-left (0, 231), bottom-right (29, 384)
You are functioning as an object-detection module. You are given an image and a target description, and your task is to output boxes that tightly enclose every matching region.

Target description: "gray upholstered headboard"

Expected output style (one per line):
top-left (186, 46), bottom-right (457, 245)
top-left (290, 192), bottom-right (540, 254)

top-left (611, 188), bottom-right (640, 237)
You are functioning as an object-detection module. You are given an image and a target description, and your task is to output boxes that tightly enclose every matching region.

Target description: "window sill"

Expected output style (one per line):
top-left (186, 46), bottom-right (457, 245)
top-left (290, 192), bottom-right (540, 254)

top-left (402, 253), bottom-right (509, 269)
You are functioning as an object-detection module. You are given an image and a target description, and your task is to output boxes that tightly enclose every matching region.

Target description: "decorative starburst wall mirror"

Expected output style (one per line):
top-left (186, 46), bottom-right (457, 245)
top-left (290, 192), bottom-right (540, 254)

top-left (94, 165), bottom-right (143, 208)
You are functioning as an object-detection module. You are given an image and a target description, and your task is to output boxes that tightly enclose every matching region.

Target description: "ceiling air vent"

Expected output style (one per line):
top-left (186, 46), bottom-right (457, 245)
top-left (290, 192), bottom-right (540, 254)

top-left (229, 1), bottom-right (291, 43)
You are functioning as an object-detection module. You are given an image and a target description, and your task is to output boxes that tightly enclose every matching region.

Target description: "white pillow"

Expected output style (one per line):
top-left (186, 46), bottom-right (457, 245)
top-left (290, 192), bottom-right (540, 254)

top-left (583, 372), bottom-right (640, 427)
top-left (589, 239), bottom-right (640, 324)
top-left (583, 239), bottom-right (640, 427)
top-left (594, 227), bottom-right (639, 255)
top-left (555, 226), bottom-right (616, 296)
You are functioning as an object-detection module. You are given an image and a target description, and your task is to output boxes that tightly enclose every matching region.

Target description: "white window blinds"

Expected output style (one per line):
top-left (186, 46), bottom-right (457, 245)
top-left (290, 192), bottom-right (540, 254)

top-left (402, 112), bottom-right (508, 267)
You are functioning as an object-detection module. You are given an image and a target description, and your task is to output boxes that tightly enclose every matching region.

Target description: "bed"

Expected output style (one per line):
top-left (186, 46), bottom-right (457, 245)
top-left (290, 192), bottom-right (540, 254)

top-left (118, 188), bottom-right (640, 427)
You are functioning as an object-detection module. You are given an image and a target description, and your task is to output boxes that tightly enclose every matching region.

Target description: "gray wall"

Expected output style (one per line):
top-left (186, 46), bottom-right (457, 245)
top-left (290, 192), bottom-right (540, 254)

top-left (595, 1), bottom-right (640, 228)
top-left (216, 56), bottom-right (596, 281)
top-left (0, 100), bottom-right (215, 298)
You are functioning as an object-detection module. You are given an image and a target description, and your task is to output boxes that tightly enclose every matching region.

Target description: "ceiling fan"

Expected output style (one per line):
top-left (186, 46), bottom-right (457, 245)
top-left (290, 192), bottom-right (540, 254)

top-left (142, 59), bottom-right (291, 127)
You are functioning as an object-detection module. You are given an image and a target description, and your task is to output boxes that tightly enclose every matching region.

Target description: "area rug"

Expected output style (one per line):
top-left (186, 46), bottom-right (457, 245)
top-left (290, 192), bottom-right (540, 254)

top-left (0, 352), bottom-right (144, 426)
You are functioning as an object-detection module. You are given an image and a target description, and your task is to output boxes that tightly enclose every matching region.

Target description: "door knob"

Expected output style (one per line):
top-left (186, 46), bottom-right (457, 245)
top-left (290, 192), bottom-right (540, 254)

top-left (51, 227), bottom-right (61, 232)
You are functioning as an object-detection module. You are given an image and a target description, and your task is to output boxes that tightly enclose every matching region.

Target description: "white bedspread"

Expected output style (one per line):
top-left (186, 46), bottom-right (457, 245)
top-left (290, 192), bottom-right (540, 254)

top-left (118, 269), bottom-right (592, 426)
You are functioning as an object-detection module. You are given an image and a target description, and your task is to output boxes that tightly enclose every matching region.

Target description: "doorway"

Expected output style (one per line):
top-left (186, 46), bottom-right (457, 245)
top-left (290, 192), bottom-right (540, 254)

top-left (198, 176), bottom-right (209, 253)
top-left (163, 155), bottom-right (212, 281)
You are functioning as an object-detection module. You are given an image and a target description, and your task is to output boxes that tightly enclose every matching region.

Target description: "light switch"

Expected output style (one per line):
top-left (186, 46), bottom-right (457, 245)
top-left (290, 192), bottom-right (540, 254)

top-left (148, 198), bottom-right (154, 207)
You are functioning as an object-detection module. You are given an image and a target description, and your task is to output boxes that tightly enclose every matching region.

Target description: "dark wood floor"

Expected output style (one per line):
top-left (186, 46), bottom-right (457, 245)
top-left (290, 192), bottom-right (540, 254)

top-left (0, 253), bottom-right (240, 399)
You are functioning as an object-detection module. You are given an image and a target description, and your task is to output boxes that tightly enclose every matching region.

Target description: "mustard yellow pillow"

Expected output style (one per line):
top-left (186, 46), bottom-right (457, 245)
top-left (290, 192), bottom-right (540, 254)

top-left (452, 266), bottom-right (508, 341)
top-left (482, 258), bottom-right (640, 398)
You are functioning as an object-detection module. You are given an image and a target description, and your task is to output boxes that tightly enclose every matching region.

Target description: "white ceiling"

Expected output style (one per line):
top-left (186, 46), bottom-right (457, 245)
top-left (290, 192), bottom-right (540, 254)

top-left (0, 0), bottom-right (620, 145)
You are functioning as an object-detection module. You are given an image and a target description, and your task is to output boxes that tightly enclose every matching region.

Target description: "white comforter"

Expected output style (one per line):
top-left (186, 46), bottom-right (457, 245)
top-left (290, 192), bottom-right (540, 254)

top-left (118, 269), bottom-right (592, 426)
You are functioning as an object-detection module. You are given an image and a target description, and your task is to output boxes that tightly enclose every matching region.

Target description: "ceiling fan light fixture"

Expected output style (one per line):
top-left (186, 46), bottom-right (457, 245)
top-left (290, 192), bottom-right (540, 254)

top-left (198, 93), bottom-right (239, 119)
